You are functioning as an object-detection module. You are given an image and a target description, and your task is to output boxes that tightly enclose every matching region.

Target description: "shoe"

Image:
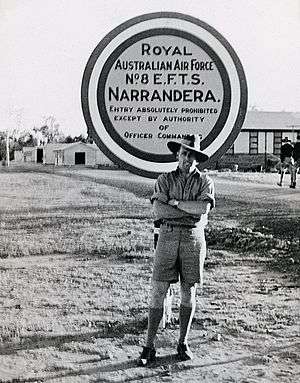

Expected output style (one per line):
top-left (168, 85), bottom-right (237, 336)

top-left (177, 343), bottom-right (194, 361)
top-left (277, 182), bottom-right (282, 187)
top-left (289, 183), bottom-right (296, 189)
top-left (137, 346), bottom-right (156, 366)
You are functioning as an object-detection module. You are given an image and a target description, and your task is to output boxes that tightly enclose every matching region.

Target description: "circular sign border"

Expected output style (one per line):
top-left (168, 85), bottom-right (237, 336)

top-left (81, 12), bottom-right (248, 178)
top-left (97, 28), bottom-right (231, 163)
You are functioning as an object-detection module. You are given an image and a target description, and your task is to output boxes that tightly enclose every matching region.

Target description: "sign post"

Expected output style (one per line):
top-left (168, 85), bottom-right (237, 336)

top-left (81, 12), bottom-right (247, 178)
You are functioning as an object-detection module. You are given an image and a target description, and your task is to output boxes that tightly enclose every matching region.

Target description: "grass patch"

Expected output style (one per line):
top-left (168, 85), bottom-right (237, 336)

top-left (206, 226), bottom-right (299, 276)
top-left (0, 173), bottom-right (154, 258)
top-left (1, 169), bottom-right (298, 270)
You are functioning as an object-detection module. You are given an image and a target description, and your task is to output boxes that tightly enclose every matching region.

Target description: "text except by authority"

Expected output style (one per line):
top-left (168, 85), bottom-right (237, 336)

top-left (113, 115), bottom-right (204, 123)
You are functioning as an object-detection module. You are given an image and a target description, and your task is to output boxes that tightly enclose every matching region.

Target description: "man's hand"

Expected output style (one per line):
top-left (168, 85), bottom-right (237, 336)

top-left (168, 199), bottom-right (211, 216)
top-left (153, 200), bottom-right (188, 220)
top-left (168, 199), bottom-right (179, 207)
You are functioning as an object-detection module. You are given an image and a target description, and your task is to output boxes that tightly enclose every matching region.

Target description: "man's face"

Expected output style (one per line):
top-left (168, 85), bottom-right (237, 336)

top-left (177, 146), bottom-right (198, 172)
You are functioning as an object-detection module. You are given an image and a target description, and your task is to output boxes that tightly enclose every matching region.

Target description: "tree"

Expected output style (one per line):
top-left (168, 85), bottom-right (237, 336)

top-left (35, 115), bottom-right (65, 144)
top-left (0, 131), bottom-right (23, 162)
top-left (61, 134), bottom-right (88, 143)
top-left (22, 133), bottom-right (37, 147)
top-left (0, 132), bottom-right (6, 161)
top-left (2, 107), bottom-right (25, 165)
top-left (64, 135), bottom-right (74, 143)
top-left (74, 134), bottom-right (87, 143)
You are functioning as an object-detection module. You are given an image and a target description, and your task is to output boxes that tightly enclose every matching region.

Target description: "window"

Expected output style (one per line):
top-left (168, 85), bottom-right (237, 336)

top-left (273, 131), bottom-right (282, 155)
top-left (249, 131), bottom-right (258, 154)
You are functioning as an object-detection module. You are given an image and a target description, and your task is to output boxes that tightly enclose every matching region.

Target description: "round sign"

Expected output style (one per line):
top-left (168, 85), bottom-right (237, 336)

top-left (81, 12), bottom-right (248, 178)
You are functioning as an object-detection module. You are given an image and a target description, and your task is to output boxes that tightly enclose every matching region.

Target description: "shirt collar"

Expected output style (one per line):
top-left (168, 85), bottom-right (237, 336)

top-left (175, 167), bottom-right (199, 178)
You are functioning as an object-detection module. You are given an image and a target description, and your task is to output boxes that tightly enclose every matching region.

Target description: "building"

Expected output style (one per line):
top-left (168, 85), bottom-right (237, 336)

top-left (53, 142), bottom-right (98, 166)
top-left (43, 143), bottom-right (65, 165)
top-left (13, 150), bottom-right (23, 162)
top-left (53, 142), bottom-right (116, 167)
top-left (42, 142), bottom-right (115, 167)
top-left (220, 110), bottom-right (300, 170)
top-left (14, 142), bottom-right (115, 168)
top-left (22, 146), bottom-right (37, 162)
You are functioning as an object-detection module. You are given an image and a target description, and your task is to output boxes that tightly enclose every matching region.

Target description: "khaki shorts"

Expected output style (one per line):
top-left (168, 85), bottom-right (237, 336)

top-left (152, 223), bottom-right (206, 285)
top-left (281, 156), bottom-right (294, 170)
top-left (294, 159), bottom-right (300, 169)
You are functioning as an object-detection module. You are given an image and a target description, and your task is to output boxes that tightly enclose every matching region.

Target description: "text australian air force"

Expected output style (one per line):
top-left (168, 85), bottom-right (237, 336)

top-left (114, 43), bottom-right (215, 71)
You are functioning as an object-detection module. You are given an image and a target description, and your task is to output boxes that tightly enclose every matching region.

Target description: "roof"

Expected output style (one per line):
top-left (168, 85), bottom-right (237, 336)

top-left (43, 143), bottom-right (66, 150)
top-left (242, 111), bottom-right (300, 130)
top-left (52, 142), bottom-right (98, 152)
top-left (22, 146), bottom-right (35, 153)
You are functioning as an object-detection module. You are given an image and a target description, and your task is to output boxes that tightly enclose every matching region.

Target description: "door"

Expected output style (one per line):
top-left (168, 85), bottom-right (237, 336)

top-left (75, 152), bottom-right (86, 165)
top-left (37, 148), bottom-right (43, 163)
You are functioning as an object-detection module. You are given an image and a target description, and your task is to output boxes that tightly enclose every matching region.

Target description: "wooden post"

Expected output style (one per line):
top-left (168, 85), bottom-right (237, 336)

top-left (6, 131), bottom-right (10, 167)
top-left (264, 131), bottom-right (267, 171)
top-left (153, 220), bottom-right (175, 329)
top-left (162, 286), bottom-right (174, 329)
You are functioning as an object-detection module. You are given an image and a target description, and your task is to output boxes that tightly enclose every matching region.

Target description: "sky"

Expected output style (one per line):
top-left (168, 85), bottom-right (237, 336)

top-left (0, 0), bottom-right (299, 136)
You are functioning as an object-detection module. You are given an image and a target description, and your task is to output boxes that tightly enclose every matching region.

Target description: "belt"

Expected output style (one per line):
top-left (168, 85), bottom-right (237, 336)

top-left (162, 221), bottom-right (195, 229)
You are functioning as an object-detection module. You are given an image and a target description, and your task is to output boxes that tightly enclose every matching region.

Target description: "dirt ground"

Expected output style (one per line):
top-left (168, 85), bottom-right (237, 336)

top-left (0, 166), bottom-right (299, 382)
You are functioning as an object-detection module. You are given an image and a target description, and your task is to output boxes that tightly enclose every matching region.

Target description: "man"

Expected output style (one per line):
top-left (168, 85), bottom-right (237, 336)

top-left (138, 135), bottom-right (215, 366)
top-left (277, 137), bottom-right (294, 187)
top-left (291, 137), bottom-right (300, 188)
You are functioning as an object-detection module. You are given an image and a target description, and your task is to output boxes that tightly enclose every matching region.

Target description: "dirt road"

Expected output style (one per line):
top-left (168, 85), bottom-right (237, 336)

top-left (1, 249), bottom-right (299, 382)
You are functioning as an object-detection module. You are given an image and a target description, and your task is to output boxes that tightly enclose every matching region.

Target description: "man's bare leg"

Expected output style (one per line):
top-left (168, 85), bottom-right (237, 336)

top-left (290, 164), bottom-right (297, 188)
top-left (178, 282), bottom-right (196, 360)
top-left (278, 168), bottom-right (285, 186)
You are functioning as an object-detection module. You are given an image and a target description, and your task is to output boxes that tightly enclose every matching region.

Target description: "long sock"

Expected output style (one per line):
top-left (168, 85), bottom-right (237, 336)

top-left (280, 171), bottom-right (284, 185)
top-left (178, 304), bottom-right (195, 344)
top-left (145, 307), bottom-right (164, 348)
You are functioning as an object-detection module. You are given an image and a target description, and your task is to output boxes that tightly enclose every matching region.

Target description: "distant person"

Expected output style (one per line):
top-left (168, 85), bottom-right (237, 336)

top-left (291, 137), bottom-right (300, 189)
top-left (277, 137), bottom-right (294, 187)
top-left (138, 135), bottom-right (215, 366)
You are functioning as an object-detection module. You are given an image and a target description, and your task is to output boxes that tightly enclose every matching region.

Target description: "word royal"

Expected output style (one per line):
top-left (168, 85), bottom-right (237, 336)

top-left (141, 43), bottom-right (192, 56)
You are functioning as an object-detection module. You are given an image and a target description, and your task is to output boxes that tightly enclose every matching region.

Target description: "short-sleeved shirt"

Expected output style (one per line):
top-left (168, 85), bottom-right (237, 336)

top-left (293, 142), bottom-right (300, 161)
top-left (280, 143), bottom-right (294, 161)
top-left (151, 167), bottom-right (215, 227)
